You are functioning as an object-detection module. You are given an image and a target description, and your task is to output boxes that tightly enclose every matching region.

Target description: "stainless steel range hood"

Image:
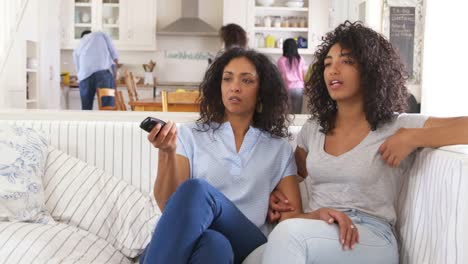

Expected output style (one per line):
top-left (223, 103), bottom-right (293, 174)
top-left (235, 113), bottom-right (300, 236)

top-left (158, 0), bottom-right (217, 37)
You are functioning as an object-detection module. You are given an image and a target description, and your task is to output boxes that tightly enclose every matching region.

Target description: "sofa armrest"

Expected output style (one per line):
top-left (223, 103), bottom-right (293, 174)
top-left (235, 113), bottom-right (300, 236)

top-left (396, 147), bottom-right (468, 264)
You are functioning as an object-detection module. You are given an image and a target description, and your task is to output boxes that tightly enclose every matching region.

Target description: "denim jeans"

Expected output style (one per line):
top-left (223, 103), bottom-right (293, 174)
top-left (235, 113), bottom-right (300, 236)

top-left (258, 209), bottom-right (398, 264)
top-left (140, 179), bottom-right (267, 264)
top-left (78, 69), bottom-right (115, 110)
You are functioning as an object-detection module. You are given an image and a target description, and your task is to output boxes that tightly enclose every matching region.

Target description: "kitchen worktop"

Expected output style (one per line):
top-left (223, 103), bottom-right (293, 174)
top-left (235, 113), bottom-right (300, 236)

top-left (64, 81), bottom-right (200, 88)
top-left (156, 81), bottom-right (200, 87)
top-left (61, 81), bottom-right (200, 110)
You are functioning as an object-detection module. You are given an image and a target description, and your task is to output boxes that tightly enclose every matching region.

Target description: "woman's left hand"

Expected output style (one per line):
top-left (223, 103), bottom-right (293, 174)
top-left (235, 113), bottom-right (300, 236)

top-left (379, 128), bottom-right (417, 167)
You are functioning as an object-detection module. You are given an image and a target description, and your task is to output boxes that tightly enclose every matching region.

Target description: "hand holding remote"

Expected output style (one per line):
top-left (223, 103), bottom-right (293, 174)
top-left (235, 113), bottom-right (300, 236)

top-left (142, 117), bottom-right (177, 152)
top-left (140, 117), bottom-right (166, 133)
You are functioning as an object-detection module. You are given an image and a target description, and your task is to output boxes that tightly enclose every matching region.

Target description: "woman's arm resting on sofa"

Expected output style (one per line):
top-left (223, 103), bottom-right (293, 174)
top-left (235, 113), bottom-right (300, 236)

top-left (379, 117), bottom-right (468, 167)
top-left (418, 116), bottom-right (468, 147)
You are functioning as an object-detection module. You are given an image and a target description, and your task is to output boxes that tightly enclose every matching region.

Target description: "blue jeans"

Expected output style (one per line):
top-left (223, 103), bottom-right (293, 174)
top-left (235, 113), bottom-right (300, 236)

top-left (259, 209), bottom-right (398, 264)
top-left (79, 69), bottom-right (115, 110)
top-left (140, 179), bottom-right (267, 264)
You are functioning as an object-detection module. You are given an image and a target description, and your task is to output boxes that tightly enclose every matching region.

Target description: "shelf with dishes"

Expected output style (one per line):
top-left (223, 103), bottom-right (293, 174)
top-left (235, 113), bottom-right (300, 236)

top-left (75, 3), bottom-right (92, 7)
top-left (254, 27), bottom-right (308, 32)
top-left (75, 23), bottom-right (92, 27)
top-left (255, 6), bottom-right (308, 12)
top-left (256, 47), bottom-right (314, 55)
top-left (255, 0), bottom-right (308, 9)
top-left (103, 3), bottom-right (119, 7)
top-left (250, 0), bottom-right (311, 54)
top-left (103, 24), bottom-right (119, 28)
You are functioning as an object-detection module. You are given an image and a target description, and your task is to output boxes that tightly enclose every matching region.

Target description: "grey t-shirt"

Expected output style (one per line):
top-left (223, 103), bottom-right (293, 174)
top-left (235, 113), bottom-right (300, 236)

top-left (297, 114), bottom-right (428, 225)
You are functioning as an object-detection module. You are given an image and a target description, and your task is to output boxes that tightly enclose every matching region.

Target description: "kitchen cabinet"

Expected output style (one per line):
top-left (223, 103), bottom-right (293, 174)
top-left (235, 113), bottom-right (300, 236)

top-left (60, 0), bottom-right (156, 51)
top-left (246, 0), bottom-right (328, 55)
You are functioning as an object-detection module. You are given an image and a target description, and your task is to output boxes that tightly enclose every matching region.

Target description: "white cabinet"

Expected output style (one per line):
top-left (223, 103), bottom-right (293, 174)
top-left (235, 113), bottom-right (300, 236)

top-left (118, 0), bottom-right (156, 50)
top-left (246, 0), bottom-right (329, 55)
top-left (223, 0), bottom-right (249, 30)
top-left (60, 0), bottom-right (156, 51)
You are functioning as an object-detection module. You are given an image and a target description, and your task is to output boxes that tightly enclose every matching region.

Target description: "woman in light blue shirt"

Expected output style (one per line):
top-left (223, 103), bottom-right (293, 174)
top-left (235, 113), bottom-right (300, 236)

top-left (141, 48), bottom-right (300, 264)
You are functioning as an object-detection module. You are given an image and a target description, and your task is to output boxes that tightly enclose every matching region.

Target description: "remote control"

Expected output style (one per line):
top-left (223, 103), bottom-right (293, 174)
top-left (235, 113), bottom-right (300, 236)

top-left (140, 117), bottom-right (166, 133)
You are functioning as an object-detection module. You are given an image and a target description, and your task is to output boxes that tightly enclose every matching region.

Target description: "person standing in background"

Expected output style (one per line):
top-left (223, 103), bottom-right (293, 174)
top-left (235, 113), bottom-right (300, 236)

top-left (219, 23), bottom-right (248, 50)
top-left (73, 30), bottom-right (119, 110)
top-left (277, 38), bottom-right (307, 114)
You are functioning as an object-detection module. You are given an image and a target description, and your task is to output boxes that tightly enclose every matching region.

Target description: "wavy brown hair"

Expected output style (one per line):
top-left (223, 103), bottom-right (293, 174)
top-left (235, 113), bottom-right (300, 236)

top-left (306, 21), bottom-right (408, 133)
top-left (219, 23), bottom-right (247, 49)
top-left (197, 47), bottom-right (291, 138)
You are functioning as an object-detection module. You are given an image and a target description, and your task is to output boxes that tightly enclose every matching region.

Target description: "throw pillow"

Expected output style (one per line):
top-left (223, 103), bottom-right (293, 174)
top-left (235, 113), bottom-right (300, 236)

top-left (43, 146), bottom-right (160, 258)
top-left (0, 124), bottom-right (53, 223)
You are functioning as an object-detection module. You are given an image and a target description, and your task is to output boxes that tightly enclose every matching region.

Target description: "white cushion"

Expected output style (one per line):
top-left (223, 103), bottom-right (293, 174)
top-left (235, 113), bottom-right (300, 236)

top-left (0, 124), bottom-right (53, 223)
top-left (43, 146), bottom-right (161, 258)
top-left (0, 221), bottom-right (132, 264)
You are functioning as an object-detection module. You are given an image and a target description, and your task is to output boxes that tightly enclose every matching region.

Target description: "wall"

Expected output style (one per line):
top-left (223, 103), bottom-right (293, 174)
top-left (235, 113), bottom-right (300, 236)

top-left (330, 0), bottom-right (382, 32)
top-left (0, 0), bottom-right (61, 110)
top-left (420, 0), bottom-right (468, 116)
top-left (223, 0), bottom-right (249, 28)
top-left (1, 0), bottom-right (39, 109)
top-left (39, 0), bottom-right (61, 109)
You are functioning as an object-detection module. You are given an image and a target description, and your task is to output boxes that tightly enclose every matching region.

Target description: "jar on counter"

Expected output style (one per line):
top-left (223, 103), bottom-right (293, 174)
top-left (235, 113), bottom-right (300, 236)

top-left (263, 16), bottom-right (272, 27)
top-left (281, 17), bottom-right (289, 27)
top-left (255, 33), bottom-right (265, 48)
top-left (255, 16), bottom-right (262, 26)
top-left (276, 37), bottom-right (284, 49)
top-left (273, 16), bottom-right (281, 28)
top-left (299, 17), bottom-right (307, 28)
top-left (290, 16), bottom-right (299, 28)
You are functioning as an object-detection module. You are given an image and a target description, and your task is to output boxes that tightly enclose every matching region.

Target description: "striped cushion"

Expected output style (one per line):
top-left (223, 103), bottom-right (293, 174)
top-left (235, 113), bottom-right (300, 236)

top-left (396, 148), bottom-right (468, 264)
top-left (0, 222), bottom-right (131, 264)
top-left (43, 146), bottom-right (161, 258)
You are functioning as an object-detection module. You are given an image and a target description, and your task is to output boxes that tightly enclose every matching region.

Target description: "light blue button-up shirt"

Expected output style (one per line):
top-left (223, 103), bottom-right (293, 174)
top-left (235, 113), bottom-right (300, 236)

top-left (73, 32), bottom-right (118, 81)
top-left (176, 122), bottom-right (297, 235)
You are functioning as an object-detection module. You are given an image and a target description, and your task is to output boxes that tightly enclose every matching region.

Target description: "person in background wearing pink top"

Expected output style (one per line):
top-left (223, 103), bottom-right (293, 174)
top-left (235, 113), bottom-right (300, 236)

top-left (277, 38), bottom-right (308, 114)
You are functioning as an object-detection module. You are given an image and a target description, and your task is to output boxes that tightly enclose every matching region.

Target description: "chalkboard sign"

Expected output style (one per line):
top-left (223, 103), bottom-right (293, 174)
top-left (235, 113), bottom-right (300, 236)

top-left (390, 7), bottom-right (415, 76)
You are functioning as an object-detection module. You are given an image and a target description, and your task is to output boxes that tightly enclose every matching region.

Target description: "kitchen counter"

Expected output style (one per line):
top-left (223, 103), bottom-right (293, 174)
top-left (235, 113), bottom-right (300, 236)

top-left (156, 81), bottom-right (200, 87)
top-left (61, 81), bottom-right (201, 110)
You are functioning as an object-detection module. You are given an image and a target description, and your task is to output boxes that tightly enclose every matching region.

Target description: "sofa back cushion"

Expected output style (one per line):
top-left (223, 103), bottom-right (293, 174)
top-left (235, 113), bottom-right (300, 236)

top-left (0, 124), bottom-right (53, 223)
top-left (2, 120), bottom-right (159, 195)
top-left (43, 146), bottom-right (161, 258)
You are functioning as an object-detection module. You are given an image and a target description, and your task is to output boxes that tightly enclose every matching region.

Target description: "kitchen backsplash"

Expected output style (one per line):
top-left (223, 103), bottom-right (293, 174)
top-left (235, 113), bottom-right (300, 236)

top-left (61, 49), bottom-right (216, 83)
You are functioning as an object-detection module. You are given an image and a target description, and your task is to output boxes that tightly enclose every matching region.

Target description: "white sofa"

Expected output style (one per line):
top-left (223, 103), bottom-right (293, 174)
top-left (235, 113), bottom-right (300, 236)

top-left (0, 110), bottom-right (467, 264)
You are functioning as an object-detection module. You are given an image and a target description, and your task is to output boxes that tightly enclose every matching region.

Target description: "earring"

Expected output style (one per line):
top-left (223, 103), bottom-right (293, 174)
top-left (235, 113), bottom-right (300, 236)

top-left (256, 101), bottom-right (263, 113)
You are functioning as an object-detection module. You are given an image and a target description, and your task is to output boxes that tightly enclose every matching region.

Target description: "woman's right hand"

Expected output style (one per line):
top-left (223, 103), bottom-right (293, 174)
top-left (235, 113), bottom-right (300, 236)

top-left (147, 120), bottom-right (178, 152)
top-left (316, 208), bottom-right (359, 250)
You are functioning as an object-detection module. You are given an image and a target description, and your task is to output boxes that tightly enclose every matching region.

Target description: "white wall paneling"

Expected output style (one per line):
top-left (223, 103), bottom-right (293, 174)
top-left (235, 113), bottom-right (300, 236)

top-left (420, 0), bottom-right (468, 116)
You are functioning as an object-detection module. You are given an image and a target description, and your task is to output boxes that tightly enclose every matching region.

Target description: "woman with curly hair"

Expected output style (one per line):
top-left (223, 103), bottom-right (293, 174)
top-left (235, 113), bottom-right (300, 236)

top-left (258, 21), bottom-right (468, 263)
top-left (141, 47), bottom-right (299, 264)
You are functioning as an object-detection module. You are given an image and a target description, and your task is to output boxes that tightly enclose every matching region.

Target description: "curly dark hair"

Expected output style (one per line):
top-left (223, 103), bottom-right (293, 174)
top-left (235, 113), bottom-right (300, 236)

top-left (306, 20), bottom-right (408, 133)
top-left (197, 47), bottom-right (291, 138)
top-left (219, 23), bottom-right (247, 49)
